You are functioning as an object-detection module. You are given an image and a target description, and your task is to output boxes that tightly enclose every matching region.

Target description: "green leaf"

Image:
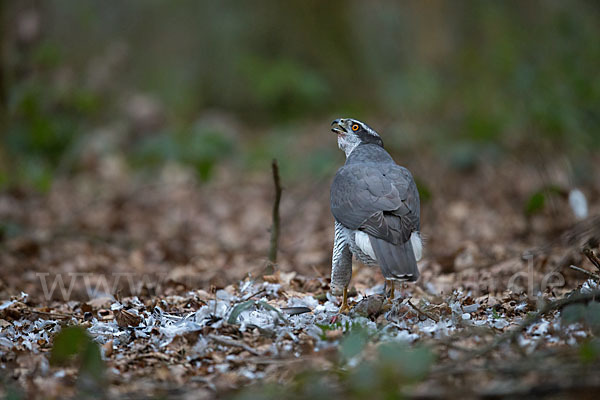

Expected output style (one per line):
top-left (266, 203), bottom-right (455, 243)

top-left (561, 303), bottom-right (586, 324)
top-left (525, 191), bottom-right (545, 216)
top-left (50, 326), bottom-right (91, 366)
top-left (316, 322), bottom-right (342, 340)
top-left (579, 339), bottom-right (600, 363)
top-left (227, 300), bottom-right (256, 325)
top-left (378, 343), bottom-right (435, 380)
top-left (525, 186), bottom-right (566, 217)
top-left (491, 308), bottom-right (500, 319)
top-left (80, 339), bottom-right (105, 382)
top-left (316, 322), bottom-right (342, 332)
top-left (340, 326), bottom-right (369, 360)
top-left (585, 301), bottom-right (600, 332)
top-left (50, 326), bottom-right (104, 381)
top-left (348, 360), bottom-right (378, 393)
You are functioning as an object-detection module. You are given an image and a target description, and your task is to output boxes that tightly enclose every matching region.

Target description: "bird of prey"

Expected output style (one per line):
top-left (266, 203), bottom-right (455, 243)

top-left (330, 118), bottom-right (422, 313)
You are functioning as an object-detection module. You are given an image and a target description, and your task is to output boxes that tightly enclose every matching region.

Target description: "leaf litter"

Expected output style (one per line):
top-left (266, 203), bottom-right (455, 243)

top-left (1, 154), bottom-right (600, 398)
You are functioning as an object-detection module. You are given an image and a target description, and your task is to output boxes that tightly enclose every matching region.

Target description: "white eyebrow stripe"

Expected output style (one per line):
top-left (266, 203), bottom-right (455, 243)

top-left (350, 119), bottom-right (381, 138)
top-left (363, 124), bottom-right (379, 137)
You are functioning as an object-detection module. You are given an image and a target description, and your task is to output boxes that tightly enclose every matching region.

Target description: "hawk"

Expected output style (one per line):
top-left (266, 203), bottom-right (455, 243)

top-left (330, 118), bottom-right (422, 313)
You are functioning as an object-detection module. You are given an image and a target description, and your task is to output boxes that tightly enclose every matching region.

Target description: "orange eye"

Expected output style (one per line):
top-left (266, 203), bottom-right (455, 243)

top-left (352, 124), bottom-right (359, 131)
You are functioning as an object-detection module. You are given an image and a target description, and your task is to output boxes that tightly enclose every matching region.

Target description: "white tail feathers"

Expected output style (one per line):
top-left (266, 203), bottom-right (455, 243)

top-left (356, 230), bottom-right (423, 263)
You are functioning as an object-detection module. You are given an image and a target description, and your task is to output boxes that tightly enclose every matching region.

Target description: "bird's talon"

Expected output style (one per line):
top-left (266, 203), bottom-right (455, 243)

top-left (338, 304), bottom-right (351, 315)
top-left (337, 287), bottom-right (351, 315)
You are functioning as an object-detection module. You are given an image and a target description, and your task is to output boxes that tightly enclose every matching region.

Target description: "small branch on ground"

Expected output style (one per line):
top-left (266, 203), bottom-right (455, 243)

top-left (136, 352), bottom-right (171, 361)
top-left (26, 309), bottom-right (73, 320)
top-left (433, 288), bottom-right (600, 374)
top-left (241, 289), bottom-right (266, 301)
top-left (408, 299), bottom-right (439, 322)
top-left (583, 247), bottom-right (600, 272)
top-left (208, 334), bottom-right (261, 356)
top-left (266, 159), bottom-right (282, 275)
top-left (569, 265), bottom-right (600, 281)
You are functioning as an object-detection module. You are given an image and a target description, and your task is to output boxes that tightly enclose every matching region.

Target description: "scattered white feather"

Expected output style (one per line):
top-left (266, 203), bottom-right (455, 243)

top-left (492, 319), bottom-right (509, 329)
top-left (1, 281), bottom-right (595, 377)
top-left (462, 303), bottom-right (479, 313)
top-left (581, 279), bottom-right (599, 294)
top-left (568, 188), bottom-right (588, 220)
top-left (0, 300), bottom-right (16, 310)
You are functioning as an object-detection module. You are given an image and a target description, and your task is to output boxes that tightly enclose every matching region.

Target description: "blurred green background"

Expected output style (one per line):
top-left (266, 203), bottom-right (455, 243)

top-left (1, 0), bottom-right (599, 189)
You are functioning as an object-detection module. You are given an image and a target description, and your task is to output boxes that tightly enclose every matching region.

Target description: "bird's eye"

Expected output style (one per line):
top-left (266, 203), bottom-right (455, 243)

top-left (352, 124), bottom-right (359, 131)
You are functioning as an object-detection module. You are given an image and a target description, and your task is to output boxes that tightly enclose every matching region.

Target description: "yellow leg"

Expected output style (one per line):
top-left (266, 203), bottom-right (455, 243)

top-left (385, 280), bottom-right (395, 304)
top-left (338, 287), bottom-right (351, 314)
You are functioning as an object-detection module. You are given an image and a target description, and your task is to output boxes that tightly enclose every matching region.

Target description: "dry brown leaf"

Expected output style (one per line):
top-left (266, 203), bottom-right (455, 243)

top-left (115, 309), bottom-right (142, 328)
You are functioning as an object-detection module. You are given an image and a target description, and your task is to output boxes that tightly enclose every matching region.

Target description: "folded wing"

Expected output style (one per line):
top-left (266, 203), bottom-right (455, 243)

top-left (330, 161), bottom-right (421, 280)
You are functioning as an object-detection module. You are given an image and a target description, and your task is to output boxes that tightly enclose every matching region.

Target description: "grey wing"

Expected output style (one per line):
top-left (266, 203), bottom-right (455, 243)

top-left (330, 163), bottom-right (420, 245)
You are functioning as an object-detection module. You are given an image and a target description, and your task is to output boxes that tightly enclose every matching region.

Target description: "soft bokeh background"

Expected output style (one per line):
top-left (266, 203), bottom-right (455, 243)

top-left (3, 3), bottom-right (600, 398)
top-left (1, 0), bottom-right (599, 190)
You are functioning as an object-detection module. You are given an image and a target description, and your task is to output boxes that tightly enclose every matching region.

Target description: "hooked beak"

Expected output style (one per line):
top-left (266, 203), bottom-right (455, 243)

top-left (331, 119), bottom-right (347, 136)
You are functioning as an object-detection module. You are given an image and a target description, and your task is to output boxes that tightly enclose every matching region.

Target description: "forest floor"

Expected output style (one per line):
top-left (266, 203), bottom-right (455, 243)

top-left (1, 152), bottom-right (600, 399)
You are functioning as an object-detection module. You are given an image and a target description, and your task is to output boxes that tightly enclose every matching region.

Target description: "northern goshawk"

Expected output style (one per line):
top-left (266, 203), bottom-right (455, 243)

top-left (330, 118), bottom-right (422, 313)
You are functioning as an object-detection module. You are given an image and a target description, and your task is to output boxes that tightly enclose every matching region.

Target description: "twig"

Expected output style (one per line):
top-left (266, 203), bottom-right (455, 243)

top-left (27, 309), bottom-right (73, 320)
top-left (245, 356), bottom-right (309, 365)
top-left (433, 289), bottom-right (600, 375)
top-left (137, 352), bottom-right (171, 361)
top-left (0, 0), bottom-right (5, 116)
top-left (208, 334), bottom-right (261, 356)
top-left (241, 288), bottom-right (266, 301)
top-left (569, 265), bottom-right (600, 281)
top-left (266, 159), bottom-right (282, 273)
top-left (408, 299), bottom-right (439, 322)
top-left (583, 247), bottom-right (600, 272)
top-left (479, 289), bottom-right (600, 352)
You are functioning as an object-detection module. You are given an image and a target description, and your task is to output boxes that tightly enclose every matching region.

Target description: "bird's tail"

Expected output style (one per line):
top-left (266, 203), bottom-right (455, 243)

top-left (369, 236), bottom-right (419, 281)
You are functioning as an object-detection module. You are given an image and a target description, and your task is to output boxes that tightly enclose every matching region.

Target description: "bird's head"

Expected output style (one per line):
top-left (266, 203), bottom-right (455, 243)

top-left (331, 118), bottom-right (383, 157)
